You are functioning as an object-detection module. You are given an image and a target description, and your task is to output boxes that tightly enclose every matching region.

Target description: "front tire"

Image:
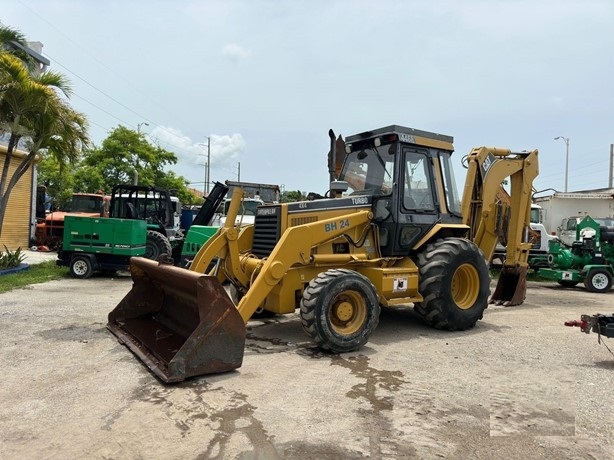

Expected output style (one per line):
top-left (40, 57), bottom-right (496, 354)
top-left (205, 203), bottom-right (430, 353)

top-left (583, 268), bottom-right (612, 293)
top-left (70, 255), bottom-right (94, 279)
top-left (145, 230), bottom-right (172, 261)
top-left (414, 238), bottom-right (490, 330)
top-left (300, 269), bottom-right (380, 352)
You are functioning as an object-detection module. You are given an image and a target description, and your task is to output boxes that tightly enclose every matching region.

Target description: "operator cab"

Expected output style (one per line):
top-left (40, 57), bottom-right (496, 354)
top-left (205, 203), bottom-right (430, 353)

top-left (337, 125), bottom-right (463, 256)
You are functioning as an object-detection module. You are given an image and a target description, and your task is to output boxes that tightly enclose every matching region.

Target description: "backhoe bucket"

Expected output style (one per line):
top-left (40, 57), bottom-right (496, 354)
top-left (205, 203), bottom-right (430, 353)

top-left (490, 265), bottom-right (527, 306)
top-left (107, 257), bottom-right (246, 383)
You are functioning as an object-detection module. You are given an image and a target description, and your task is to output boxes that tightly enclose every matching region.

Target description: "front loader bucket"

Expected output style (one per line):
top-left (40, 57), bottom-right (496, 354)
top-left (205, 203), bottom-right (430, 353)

top-left (108, 257), bottom-right (246, 383)
top-left (490, 265), bottom-right (527, 306)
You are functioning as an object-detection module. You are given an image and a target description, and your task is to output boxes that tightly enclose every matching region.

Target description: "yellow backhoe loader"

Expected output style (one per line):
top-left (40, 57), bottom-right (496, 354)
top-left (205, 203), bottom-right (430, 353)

top-left (108, 125), bottom-right (538, 382)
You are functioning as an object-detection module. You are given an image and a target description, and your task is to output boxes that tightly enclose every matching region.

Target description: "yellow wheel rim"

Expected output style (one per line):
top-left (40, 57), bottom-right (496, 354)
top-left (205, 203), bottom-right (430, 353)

top-left (330, 290), bottom-right (367, 335)
top-left (451, 263), bottom-right (480, 310)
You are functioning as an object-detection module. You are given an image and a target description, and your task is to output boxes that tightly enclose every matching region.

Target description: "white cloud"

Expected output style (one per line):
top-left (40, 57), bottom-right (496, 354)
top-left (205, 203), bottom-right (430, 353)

top-left (221, 43), bottom-right (251, 60)
top-left (145, 126), bottom-right (246, 187)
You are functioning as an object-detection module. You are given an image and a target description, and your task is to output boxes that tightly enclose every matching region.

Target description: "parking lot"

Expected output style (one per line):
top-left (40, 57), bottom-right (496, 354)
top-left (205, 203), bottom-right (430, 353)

top-left (1, 258), bottom-right (613, 459)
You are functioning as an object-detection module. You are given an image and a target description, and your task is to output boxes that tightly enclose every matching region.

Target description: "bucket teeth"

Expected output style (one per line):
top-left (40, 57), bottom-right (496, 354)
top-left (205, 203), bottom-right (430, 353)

top-left (491, 265), bottom-right (527, 307)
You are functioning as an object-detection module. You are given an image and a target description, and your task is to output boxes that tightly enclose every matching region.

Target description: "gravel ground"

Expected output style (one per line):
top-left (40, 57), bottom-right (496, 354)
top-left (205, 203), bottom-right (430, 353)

top-left (0, 268), bottom-right (613, 459)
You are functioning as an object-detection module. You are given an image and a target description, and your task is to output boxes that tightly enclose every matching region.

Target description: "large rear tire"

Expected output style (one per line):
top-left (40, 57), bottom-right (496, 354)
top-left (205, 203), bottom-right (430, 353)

top-left (414, 238), bottom-right (490, 331)
top-left (300, 268), bottom-right (380, 352)
top-left (145, 230), bottom-right (172, 261)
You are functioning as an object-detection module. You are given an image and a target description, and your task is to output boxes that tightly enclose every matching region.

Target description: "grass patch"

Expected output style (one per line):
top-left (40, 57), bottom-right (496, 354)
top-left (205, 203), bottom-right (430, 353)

top-left (0, 260), bottom-right (69, 294)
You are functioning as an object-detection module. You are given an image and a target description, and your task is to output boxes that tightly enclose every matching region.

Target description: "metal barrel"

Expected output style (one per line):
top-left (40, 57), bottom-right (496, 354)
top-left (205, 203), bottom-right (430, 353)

top-left (107, 257), bottom-right (246, 383)
top-left (490, 265), bottom-right (528, 306)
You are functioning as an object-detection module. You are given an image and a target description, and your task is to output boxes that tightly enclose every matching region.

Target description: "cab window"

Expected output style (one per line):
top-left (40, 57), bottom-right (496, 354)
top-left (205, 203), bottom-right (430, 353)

top-left (403, 149), bottom-right (434, 210)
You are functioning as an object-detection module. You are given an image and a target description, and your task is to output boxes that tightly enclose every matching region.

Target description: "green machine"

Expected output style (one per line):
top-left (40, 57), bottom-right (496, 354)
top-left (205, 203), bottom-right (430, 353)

top-left (57, 215), bottom-right (147, 278)
top-left (178, 181), bottom-right (229, 267)
top-left (539, 216), bottom-right (614, 293)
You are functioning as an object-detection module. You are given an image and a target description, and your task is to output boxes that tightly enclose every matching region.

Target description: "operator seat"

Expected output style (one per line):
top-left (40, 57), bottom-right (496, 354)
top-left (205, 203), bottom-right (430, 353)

top-left (125, 202), bottom-right (139, 219)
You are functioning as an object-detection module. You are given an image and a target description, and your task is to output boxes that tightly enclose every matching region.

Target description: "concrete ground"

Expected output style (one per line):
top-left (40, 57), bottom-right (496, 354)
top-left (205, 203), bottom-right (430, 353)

top-left (22, 248), bottom-right (58, 265)
top-left (1, 263), bottom-right (613, 459)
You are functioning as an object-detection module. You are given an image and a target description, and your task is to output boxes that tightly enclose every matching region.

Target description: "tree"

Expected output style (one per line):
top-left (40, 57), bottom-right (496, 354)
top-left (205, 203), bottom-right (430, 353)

top-left (281, 190), bottom-right (307, 202)
top-left (76, 125), bottom-right (199, 205)
top-left (37, 154), bottom-right (76, 208)
top-left (0, 29), bottom-right (89, 238)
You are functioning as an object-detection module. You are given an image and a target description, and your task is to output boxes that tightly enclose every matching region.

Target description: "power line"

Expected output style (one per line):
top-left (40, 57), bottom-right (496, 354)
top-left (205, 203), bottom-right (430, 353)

top-left (15, 1), bottom-right (208, 156)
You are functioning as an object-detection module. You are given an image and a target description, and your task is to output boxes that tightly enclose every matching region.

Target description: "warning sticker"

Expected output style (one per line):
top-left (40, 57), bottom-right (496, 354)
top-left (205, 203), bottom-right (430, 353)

top-left (393, 278), bottom-right (408, 292)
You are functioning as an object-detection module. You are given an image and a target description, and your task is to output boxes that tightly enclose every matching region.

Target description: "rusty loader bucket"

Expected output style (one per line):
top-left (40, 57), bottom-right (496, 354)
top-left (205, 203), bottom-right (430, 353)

top-left (108, 257), bottom-right (246, 383)
top-left (490, 264), bottom-right (528, 307)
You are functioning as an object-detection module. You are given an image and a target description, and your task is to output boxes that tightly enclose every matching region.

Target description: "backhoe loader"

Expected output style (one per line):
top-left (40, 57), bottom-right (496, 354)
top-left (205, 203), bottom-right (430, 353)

top-left (108, 125), bottom-right (538, 382)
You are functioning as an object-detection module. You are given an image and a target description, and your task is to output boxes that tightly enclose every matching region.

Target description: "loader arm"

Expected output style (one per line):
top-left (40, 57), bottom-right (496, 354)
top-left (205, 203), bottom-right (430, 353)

top-left (460, 147), bottom-right (539, 305)
top-left (232, 210), bottom-right (373, 322)
top-left (190, 187), bottom-right (247, 282)
top-left (191, 186), bottom-right (375, 322)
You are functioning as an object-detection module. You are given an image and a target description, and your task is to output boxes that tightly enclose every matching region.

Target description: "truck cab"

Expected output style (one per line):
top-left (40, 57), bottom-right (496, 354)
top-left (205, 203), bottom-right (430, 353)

top-left (557, 215), bottom-right (614, 247)
top-left (214, 197), bottom-right (265, 227)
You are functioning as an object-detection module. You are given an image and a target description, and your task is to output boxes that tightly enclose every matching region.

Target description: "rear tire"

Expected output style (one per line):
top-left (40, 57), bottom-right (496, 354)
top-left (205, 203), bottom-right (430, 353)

top-left (145, 230), bottom-right (172, 261)
top-left (583, 268), bottom-right (612, 293)
top-left (300, 268), bottom-right (380, 352)
top-left (414, 238), bottom-right (490, 330)
top-left (70, 255), bottom-right (94, 279)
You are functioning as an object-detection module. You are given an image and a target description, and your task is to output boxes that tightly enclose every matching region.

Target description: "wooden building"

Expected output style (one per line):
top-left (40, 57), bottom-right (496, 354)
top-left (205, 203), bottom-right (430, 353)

top-left (0, 144), bottom-right (37, 250)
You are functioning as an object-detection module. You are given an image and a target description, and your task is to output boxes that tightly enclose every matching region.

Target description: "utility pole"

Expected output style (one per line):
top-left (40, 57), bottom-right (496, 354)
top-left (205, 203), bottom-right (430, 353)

top-left (554, 136), bottom-right (570, 192)
top-left (609, 144), bottom-right (614, 189)
top-left (206, 136), bottom-right (211, 195)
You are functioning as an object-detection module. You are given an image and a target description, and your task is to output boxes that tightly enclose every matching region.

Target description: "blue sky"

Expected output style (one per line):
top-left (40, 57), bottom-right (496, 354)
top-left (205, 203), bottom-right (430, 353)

top-left (3, 1), bottom-right (613, 195)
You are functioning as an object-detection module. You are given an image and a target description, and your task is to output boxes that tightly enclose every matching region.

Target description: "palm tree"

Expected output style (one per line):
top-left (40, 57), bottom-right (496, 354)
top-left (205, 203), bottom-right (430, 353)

top-left (0, 28), bottom-right (89, 238)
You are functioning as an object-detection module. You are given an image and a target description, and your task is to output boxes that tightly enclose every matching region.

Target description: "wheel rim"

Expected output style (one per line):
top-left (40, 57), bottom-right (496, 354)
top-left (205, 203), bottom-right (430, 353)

top-left (73, 260), bottom-right (88, 276)
top-left (451, 263), bottom-right (480, 310)
top-left (591, 273), bottom-right (608, 289)
top-left (145, 243), bottom-right (158, 260)
top-left (329, 290), bottom-right (367, 335)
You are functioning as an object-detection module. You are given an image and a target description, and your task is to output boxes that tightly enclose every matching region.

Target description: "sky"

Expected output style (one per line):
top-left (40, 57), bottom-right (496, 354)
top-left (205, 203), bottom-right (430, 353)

top-left (2, 0), bottom-right (613, 197)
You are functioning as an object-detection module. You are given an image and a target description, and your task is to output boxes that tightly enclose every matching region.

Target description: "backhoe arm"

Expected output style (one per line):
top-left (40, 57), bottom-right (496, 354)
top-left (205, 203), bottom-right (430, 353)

top-left (461, 147), bottom-right (538, 264)
top-left (461, 146), bottom-right (539, 305)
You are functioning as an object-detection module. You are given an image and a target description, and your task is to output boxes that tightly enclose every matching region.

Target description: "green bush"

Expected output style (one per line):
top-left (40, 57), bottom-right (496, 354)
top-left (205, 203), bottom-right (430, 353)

top-left (0, 246), bottom-right (26, 270)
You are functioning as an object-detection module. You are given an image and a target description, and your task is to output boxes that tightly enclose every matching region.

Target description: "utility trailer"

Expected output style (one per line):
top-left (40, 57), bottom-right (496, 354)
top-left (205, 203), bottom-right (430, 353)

top-left (57, 215), bottom-right (146, 278)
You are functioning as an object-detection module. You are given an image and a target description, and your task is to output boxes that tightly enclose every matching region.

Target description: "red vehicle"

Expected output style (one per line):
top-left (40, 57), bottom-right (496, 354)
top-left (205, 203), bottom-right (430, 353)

top-left (35, 192), bottom-right (108, 249)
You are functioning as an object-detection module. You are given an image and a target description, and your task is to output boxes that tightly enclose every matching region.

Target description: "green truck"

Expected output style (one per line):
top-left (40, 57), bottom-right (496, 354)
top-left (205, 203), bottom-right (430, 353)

top-left (177, 181), bottom-right (229, 267)
top-left (57, 215), bottom-right (147, 278)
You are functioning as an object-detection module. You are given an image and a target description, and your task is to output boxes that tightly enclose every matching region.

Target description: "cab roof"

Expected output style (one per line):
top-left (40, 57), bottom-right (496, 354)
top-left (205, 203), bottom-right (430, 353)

top-left (346, 125), bottom-right (454, 152)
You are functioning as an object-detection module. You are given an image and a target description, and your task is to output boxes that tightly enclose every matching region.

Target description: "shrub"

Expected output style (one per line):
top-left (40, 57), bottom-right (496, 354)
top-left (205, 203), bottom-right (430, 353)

top-left (0, 246), bottom-right (26, 270)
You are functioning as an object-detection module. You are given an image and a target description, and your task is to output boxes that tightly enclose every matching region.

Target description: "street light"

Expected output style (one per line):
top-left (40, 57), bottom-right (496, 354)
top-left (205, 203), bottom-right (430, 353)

top-left (198, 137), bottom-right (211, 195)
top-left (137, 122), bottom-right (149, 133)
top-left (554, 136), bottom-right (570, 192)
